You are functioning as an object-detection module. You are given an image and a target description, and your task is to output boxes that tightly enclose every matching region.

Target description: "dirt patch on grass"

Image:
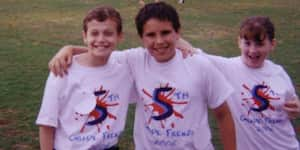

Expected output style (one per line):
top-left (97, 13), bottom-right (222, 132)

top-left (12, 144), bottom-right (32, 150)
top-left (0, 119), bottom-right (11, 127)
top-left (0, 108), bottom-right (17, 127)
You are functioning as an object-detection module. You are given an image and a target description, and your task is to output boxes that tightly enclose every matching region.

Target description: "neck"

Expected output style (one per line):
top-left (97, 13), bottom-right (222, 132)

top-left (77, 53), bottom-right (109, 67)
top-left (154, 48), bottom-right (176, 63)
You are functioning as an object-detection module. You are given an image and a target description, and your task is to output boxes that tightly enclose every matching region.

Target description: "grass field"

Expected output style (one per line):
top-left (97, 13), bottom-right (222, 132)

top-left (0, 0), bottom-right (299, 149)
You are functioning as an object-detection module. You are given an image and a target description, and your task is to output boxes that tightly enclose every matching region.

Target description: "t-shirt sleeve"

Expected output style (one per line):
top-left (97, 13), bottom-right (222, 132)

top-left (279, 66), bottom-right (298, 100)
top-left (205, 54), bottom-right (230, 74)
top-left (112, 47), bottom-right (144, 80)
top-left (204, 61), bottom-right (234, 109)
top-left (113, 48), bottom-right (142, 104)
top-left (36, 72), bottom-right (66, 127)
top-left (112, 50), bottom-right (127, 64)
top-left (128, 81), bottom-right (139, 104)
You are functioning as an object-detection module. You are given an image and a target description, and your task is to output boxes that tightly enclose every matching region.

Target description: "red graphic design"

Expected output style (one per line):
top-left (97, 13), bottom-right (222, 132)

top-left (241, 82), bottom-right (280, 117)
top-left (75, 86), bottom-right (119, 133)
top-left (142, 83), bottom-right (188, 128)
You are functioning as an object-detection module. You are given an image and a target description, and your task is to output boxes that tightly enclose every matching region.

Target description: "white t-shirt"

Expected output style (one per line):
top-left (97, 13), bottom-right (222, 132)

top-left (123, 47), bottom-right (233, 150)
top-left (206, 54), bottom-right (299, 150)
top-left (36, 53), bottom-right (137, 150)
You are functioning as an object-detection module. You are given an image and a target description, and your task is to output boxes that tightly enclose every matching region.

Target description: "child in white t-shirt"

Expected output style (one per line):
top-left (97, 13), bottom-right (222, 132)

top-left (47, 2), bottom-right (236, 150)
top-left (180, 16), bottom-right (300, 150)
top-left (36, 6), bottom-right (136, 150)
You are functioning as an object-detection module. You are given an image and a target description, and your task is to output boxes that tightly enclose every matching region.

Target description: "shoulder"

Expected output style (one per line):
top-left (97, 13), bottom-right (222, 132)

top-left (184, 53), bottom-right (216, 69)
top-left (46, 72), bottom-right (68, 86)
top-left (121, 47), bottom-right (146, 55)
top-left (126, 47), bottom-right (148, 58)
top-left (183, 54), bottom-right (224, 80)
top-left (264, 59), bottom-right (284, 75)
top-left (43, 72), bottom-right (70, 97)
top-left (112, 47), bottom-right (147, 61)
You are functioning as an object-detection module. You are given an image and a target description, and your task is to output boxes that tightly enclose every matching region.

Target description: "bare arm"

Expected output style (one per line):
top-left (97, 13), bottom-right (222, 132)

top-left (48, 38), bottom-right (196, 76)
top-left (48, 45), bottom-right (88, 77)
top-left (39, 125), bottom-right (55, 150)
top-left (48, 39), bottom-right (195, 76)
top-left (213, 102), bottom-right (236, 150)
top-left (175, 38), bottom-right (199, 58)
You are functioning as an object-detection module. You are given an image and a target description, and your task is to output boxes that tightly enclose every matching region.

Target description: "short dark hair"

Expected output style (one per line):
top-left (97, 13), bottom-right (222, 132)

top-left (135, 2), bottom-right (181, 37)
top-left (83, 6), bottom-right (122, 34)
top-left (239, 16), bottom-right (275, 43)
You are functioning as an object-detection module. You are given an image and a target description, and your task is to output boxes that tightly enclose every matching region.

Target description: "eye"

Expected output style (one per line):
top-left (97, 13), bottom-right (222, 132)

top-left (244, 40), bottom-right (251, 46)
top-left (145, 32), bottom-right (155, 38)
top-left (103, 30), bottom-right (114, 37)
top-left (91, 31), bottom-right (99, 37)
top-left (255, 42), bottom-right (264, 47)
top-left (161, 30), bottom-right (171, 36)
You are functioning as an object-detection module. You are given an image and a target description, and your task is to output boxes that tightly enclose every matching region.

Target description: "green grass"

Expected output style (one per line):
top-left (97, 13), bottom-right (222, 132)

top-left (0, 0), bottom-right (299, 149)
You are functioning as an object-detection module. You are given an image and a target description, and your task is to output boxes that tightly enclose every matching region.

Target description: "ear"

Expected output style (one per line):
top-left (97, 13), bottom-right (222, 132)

top-left (237, 36), bottom-right (242, 49)
top-left (176, 28), bottom-right (181, 40)
top-left (270, 39), bottom-right (277, 52)
top-left (117, 32), bottom-right (124, 43)
top-left (82, 31), bottom-right (88, 45)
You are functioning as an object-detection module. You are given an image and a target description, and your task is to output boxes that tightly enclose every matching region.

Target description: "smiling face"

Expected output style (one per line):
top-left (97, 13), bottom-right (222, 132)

top-left (135, 2), bottom-right (181, 63)
top-left (141, 18), bottom-right (179, 62)
top-left (238, 16), bottom-right (276, 68)
top-left (83, 19), bottom-right (122, 59)
top-left (239, 37), bottom-right (276, 68)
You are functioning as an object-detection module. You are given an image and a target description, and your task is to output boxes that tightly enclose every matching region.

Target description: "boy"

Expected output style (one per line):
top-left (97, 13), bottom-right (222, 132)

top-left (48, 2), bottom-right (236, 150)
top-left (130, 2), bottom-right (235, 150)
top-left (36, 6), bottom-right (136, 150)
top-left (180, 16), bottom-right (300, 150)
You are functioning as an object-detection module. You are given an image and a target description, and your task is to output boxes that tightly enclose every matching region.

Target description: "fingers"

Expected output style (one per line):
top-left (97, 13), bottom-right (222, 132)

top-left (48, 46), bottom-right (75, 77)
top-left (283, 100), bottom-right (300, 120)
top-left (54, 58), bottom-right (64, 77)
top-left (66, 54), bottom-right (72, 66)
top-left (61, 56), bottom-right (72, 75)
top-left (180, 48), bottom-right (196, 58)
top-left (182, 48), bottom-right (188, 58)
top-left (58, 57), bottom-right (67, 77)
top-left (48, 58), bottom-right (59, 76)
top-left (48, 57), bottom-right (67, 77)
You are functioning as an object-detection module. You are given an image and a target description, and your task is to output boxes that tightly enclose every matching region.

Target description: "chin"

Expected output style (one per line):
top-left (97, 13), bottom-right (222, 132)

top-left (246, 63), bottom-right (263, 68)
top-left (93, 52), bottom-right (112, 58)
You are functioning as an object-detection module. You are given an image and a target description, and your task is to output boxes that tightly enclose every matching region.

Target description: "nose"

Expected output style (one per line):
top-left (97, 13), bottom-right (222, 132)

top-left (155, 35), bottom-right (164, 45)
top-left (248, 44), bottom-right (257, 53)
top-left (96, 34), bottom-right (105, 42)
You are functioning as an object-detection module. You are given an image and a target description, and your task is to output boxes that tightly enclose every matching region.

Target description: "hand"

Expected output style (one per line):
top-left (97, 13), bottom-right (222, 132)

top-left (176, 38), bottom-right (198, 58)
top-left (48, 45), bottom-right (74, 77)
top-left (283, 97), bottom-right (300, 119)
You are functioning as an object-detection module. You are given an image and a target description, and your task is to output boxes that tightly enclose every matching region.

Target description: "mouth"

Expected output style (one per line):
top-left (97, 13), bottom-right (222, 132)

top-left (153, 45), bottom-right (169, 53)
top-left (92, 43), bottom-right (110, 50)
top-left (247, 54), bottom-right (260, 61)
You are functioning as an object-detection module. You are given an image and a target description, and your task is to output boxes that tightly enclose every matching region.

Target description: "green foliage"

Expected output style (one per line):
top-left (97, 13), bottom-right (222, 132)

top-left (0, 0), bottom-right (299, 149)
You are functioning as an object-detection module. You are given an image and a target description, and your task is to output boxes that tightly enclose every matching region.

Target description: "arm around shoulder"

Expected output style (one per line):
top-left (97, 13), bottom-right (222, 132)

top-left (48, 45), bottom-right (88, 77)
